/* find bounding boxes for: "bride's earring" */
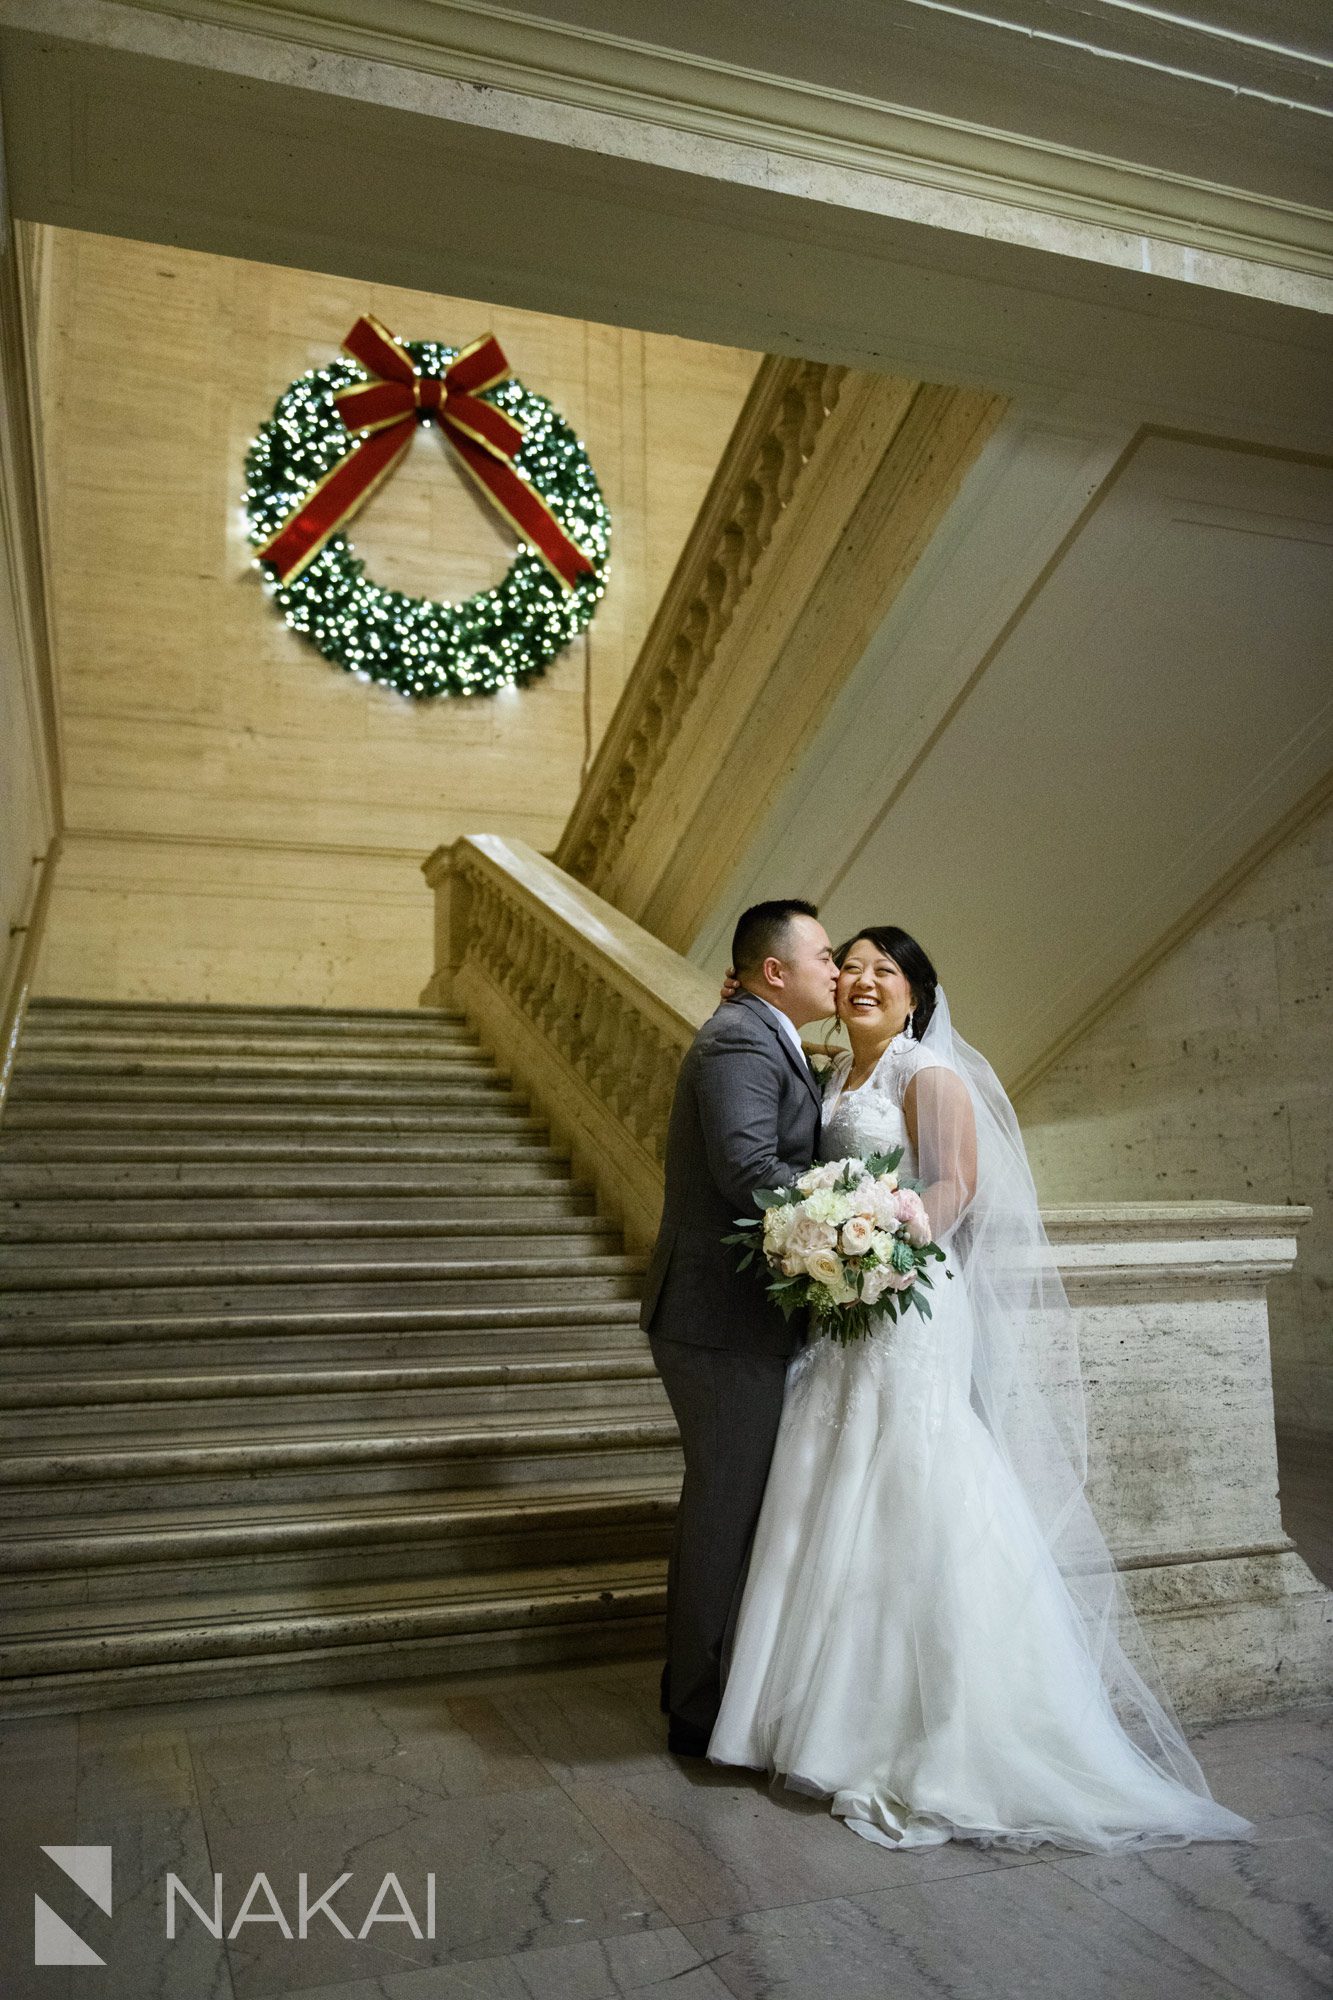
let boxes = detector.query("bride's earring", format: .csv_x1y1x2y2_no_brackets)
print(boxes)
905,1006,915,1040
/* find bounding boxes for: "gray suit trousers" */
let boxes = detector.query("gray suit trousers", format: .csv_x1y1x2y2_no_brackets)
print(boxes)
650,1332,789,1736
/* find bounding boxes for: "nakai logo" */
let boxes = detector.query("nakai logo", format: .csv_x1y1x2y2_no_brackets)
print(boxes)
34,1845,113,1966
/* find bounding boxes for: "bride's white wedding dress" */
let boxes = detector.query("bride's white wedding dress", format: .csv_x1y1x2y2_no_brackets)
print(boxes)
708,1031,1250,1853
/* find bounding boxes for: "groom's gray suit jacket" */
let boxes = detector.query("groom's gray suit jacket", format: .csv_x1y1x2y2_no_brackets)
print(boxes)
640,990,823,1356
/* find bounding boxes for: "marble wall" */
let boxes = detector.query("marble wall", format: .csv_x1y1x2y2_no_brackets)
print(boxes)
1020,793,1333,1440
31,229,757,1006
0,220,59,1059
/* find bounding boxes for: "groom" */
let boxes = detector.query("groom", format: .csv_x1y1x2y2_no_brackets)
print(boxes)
641,899,838,1755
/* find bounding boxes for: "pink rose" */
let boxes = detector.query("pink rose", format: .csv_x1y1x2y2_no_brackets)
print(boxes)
840,1215,875,1257
894,1189,932,1248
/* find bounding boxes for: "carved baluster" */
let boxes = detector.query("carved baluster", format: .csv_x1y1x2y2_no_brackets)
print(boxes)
582,977,619,1093
601,999,642,1124
641,1028,679,1161
529,932,559,1037
486,895,514,995
621,1019,664,1145
545,948,577,1066
511,908,541,1016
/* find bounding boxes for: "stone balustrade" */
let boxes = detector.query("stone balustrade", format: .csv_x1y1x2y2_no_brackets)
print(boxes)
422,833,719,1256
422,835,1330,1720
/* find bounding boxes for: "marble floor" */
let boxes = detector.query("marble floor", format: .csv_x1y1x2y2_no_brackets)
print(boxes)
2,1653,1330,2000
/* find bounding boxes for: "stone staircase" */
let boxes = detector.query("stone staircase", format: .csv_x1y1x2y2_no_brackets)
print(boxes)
0,998,678,1715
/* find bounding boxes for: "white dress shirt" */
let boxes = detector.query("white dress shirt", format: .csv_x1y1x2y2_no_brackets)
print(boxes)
754,995,808,1068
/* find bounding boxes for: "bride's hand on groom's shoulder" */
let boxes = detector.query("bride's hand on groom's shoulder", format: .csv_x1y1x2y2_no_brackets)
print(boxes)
720,969,741,1002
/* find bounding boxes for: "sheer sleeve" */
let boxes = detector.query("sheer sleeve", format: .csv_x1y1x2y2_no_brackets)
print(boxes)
903,1059,977,1245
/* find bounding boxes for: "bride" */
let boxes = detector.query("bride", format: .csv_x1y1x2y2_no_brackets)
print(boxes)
708,925,1251,1853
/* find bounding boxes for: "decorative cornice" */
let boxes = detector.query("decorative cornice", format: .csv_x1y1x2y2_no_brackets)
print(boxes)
17,0,1333,303
555,354,846,893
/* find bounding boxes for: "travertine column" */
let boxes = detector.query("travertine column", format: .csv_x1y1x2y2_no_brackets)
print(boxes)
1049,1204,1329,1721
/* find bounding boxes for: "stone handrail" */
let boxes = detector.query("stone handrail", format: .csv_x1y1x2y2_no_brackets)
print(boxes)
422,833,719,1253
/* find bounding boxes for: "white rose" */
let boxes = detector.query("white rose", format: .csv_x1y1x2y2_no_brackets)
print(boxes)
861,1263,893,1305
788,1213,836,1258
868,1181,901,1227
840,1214,874,1256
763,1206,795,1255
804,1248,844,1290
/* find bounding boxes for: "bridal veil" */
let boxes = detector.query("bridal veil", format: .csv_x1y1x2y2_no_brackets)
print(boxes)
907,988,1217,1803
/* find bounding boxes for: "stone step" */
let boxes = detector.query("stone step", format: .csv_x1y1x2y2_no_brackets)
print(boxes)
0,1553,667,1655
0,995,672,1716
9,1076,508,1107
18,1027,481,1062
10,1053,510,1084
0,1479,677,1605
0,1192,597,1239
0,1135,562,1165
0,1162,578,1196
0,1288,644,1336
2,1615,666,1717
4,1306,647,1374
0,1226,621,1274
5,1112,544,1144
0,1349,658,1407
0,1212,609,1252
18,1047,485,1080
2,1112,548,1144
0,1256,644,1321
0,1355,667,1438
0,1558,667,1712
0,1411,683,1515
26,998,467,1036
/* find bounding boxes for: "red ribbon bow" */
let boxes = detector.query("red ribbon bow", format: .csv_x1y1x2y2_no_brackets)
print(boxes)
258,316,595,590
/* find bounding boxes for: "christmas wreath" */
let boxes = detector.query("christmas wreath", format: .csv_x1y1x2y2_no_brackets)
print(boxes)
243,315,609,698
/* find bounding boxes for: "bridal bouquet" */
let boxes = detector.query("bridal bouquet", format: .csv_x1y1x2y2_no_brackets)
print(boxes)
725,1151,946,1344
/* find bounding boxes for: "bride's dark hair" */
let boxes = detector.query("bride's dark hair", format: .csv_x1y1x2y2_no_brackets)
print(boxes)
834,926,939,1040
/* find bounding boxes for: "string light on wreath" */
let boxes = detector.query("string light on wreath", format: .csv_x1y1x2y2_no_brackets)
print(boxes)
243,323,610,698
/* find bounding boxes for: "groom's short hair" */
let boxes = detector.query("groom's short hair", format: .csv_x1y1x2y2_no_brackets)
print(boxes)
732,899,819,976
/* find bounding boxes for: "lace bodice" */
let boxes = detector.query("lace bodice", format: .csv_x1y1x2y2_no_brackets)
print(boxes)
819,1036,939,1174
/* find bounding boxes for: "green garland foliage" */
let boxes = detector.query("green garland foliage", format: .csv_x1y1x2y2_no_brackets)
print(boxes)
244,342,609,698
